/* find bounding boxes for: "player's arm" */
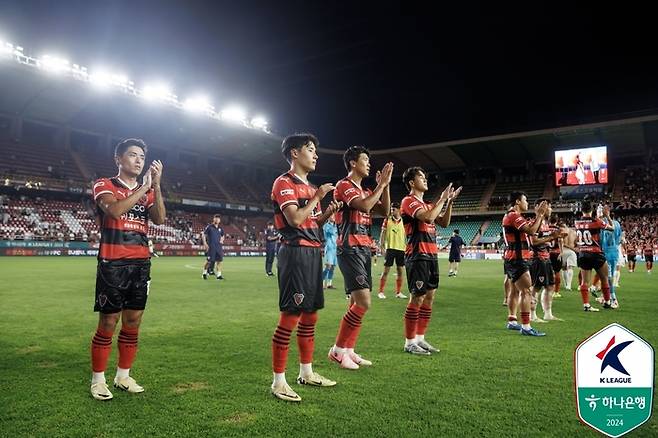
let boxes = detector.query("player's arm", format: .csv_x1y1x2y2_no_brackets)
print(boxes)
435,186,462,228
317,200,343,226
96,175,152,220
349,163,393,215
416,183,453,224
519,201,548,235
282,183,335,227
148,160,166,225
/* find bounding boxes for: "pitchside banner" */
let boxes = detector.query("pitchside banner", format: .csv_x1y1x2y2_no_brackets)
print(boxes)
575,323,654,437
0,241,266,256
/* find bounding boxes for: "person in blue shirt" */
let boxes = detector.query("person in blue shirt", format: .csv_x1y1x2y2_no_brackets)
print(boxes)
600,211,622,308
202,214,225,280
443,229,465,277
322,214,338,289
264,221,280,276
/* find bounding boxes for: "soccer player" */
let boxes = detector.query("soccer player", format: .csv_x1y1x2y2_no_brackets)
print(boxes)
322,214,338,289
502,192,549,336
644,243,654,274
328,146,392,370
547,215,563,297
626,243,637,272
270,133,341,402
575,200,615,311
400,167,461,355
444,229,465,277
600,211,622,308
561,226,578,290
264,221,279,276
378,202,407,299
528,200,564,322
202,214,225,280
89,138,166,400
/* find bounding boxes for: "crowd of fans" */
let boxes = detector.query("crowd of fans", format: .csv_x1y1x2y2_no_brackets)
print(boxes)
619,213,658,251
616,164,658,210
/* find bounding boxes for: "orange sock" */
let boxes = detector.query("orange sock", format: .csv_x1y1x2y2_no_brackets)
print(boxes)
91,326,113,372
395,277,403,294
297,312,318,364
417,305,432,335
404,303,420,339
272,312,300,373
580,285,590,305
335,304,367,349
117,326,139,369
379,276,387,293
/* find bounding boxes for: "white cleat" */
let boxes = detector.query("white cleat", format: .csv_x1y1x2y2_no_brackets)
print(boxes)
271,381,301,402
296,372,337,387
90,382,113,401
328,347,359,370
417,339,440,353
404,343,431,356
583,304,600,312
113,376,144,393
349,351,372,366
395,293,407,299
377,293,386,299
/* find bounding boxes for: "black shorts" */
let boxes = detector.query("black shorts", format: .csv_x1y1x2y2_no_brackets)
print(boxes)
94,259,151,314
628,255,636,262
549,253,562,273
646,255,654,263
530,258,555,287
337,248,372,293
405,259,439,296
384,249,405,267
206,247,224,263
577,252,607,271
448,251,461,263
277,245,324,313
504,259,531,283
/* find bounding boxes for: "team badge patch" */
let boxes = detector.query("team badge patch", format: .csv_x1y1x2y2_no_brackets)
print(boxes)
293,293,305,306
539,276,545,282
98,294,108,307
356,275,367,286
415,280,424,290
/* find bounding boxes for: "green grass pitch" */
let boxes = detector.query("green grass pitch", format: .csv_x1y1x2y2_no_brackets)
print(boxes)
1,257,656,437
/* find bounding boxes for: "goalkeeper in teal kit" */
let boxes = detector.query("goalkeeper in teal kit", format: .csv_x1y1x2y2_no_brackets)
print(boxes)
601,212,622,308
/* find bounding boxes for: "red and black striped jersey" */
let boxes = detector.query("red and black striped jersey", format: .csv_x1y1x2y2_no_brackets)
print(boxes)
644,247,654,257
271,172,322,247
401,194,438,261
93,177,154,260
547,224,561,255
531,222,552,260
627,246,636,257
574,216,606,253
334,178,376,249
502,208,532,261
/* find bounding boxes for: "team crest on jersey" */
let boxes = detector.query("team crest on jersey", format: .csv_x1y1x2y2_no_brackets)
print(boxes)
415,280,424,290
356,275,367,286
539,276,545,282
293,293,305,306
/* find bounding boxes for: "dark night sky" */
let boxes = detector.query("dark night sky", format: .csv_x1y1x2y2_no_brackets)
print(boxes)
1,1,658,149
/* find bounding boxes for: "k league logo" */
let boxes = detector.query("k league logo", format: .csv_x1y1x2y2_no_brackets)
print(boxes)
575,323,654,437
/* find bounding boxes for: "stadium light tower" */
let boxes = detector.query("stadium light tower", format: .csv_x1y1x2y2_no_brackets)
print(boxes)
183,96,214,114
221,106,247,124
142,82,176,103
250,116,268,130
37,55,70,73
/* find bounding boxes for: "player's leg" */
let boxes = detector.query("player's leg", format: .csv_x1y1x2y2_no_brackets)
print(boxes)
448,260,455,276
202,255,211,279
323,263,331,288
579,268,598,311
514,271,546,336
91,311,120,400
215,251,224,279
454,261,460,275
506,275,521,330
403,261,436,354
378,265,391,298
415,288,439,352
266,248,275,275
272,311,302,400
595,261,612,307
395,264,406,298
541,261,560,320
327,263,335,288
529,260,544,322
647,256,653,273
114,309,145,393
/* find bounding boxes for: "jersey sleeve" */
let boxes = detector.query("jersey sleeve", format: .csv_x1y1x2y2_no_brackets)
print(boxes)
509,211,529,230
272,177,298,211
401,196,424,218
336,180,360,206
92,178,114,201
594,218,607,229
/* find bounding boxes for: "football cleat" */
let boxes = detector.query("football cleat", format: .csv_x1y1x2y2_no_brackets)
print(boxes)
296,372,337,387
404,343,432,356
113,376,144,393
377,293,386,299
521,327,546,337
395,293,407,299
90,382,113,401
217,275,224,280
349,351,372,366
506,321,522,331
603,301,613,309
583,304,600,312
202,273,207,280
328,348,359,370
553,292,562,298
611,299,619,309
326,285,336,289
417,339,440,353
271,382,301,402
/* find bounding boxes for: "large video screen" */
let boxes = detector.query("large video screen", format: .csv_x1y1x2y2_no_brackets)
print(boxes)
554,146,608,186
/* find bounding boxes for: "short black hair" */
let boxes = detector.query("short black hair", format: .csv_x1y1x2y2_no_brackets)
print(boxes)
453,229,460,234
508,191,527,206
549,214,559,224
213,214,221,219
535,197,551,206
581,199,593,213
390,201,400,209
267,220,273,225
343,146,370,171
402,166,425,191
115,138,148,157
281,133,318,164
